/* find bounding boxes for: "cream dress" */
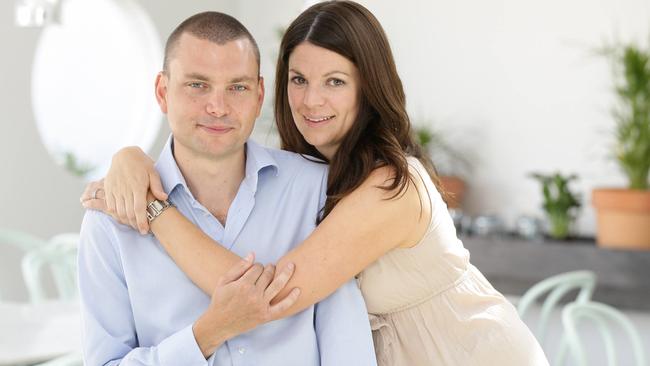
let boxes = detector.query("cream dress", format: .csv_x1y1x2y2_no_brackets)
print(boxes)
357,157,549,366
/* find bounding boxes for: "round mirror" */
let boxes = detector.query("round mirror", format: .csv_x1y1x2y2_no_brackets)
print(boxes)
31,0,163,180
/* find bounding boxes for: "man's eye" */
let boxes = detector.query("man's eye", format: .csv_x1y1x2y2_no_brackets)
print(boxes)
188,82,204,89
290,76,306,85
231,85,248,91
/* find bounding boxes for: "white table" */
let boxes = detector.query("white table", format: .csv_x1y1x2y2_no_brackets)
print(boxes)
0,301,81,366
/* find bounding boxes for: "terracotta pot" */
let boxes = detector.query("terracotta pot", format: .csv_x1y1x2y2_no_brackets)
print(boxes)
440,176,466,209
592,188,650,250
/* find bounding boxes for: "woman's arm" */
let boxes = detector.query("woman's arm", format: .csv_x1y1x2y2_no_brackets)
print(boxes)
149,201,242,287
270,166,431,311
148,166,430,317
82,148,431,318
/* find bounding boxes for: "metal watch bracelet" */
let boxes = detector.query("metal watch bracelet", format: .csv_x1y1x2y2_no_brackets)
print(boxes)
146,199,172,222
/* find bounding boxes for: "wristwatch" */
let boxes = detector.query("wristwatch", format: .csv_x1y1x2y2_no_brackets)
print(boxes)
146,199,172,222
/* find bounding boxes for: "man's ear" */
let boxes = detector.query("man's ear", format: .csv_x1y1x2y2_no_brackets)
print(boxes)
155,72,169,114
256,76,265,117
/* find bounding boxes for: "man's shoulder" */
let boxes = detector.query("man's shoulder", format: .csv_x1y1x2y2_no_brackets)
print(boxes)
81,209,124,230
79,210,135,247
261,145,329,178
81,209,115,232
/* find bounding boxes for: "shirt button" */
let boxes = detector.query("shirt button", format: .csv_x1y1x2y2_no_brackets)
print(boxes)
238,347,246,355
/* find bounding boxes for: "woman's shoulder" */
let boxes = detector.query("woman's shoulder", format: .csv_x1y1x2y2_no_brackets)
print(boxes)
356,163,424,209
342,161,433,249
362,159,428,193
363,165,397,187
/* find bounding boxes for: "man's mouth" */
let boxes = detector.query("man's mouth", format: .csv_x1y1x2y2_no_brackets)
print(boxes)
198,124,233,134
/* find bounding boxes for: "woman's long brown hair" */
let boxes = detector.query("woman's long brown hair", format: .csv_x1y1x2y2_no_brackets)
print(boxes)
275,0,446,222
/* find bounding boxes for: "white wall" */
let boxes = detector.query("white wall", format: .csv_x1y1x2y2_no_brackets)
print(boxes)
1,0,649,299
350,0,650,234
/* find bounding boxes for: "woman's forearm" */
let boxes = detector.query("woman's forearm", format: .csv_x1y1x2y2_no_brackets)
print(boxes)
145,168,424,319
149,205,312,318
149,204,343,319
149,206,240,294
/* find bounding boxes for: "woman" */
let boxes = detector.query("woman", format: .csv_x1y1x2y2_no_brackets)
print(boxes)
83,1,548,365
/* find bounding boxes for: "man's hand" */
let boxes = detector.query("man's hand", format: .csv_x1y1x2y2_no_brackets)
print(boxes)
80,146,166,234
193,253,300,358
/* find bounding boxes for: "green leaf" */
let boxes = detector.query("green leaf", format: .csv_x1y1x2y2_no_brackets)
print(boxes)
604,40,650,189
529,172,581,239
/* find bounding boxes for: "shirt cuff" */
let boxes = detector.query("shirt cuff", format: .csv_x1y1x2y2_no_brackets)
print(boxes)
157,324,209,366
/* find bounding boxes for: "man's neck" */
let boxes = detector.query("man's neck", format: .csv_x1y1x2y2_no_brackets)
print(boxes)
172,140,246,225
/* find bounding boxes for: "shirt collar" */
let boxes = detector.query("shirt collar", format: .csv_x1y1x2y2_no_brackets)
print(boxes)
154,135,279,197
242,139,279,194
155,135,189,197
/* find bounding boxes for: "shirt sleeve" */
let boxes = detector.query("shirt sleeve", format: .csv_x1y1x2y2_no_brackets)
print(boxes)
77,210,209,366
314,279,377,366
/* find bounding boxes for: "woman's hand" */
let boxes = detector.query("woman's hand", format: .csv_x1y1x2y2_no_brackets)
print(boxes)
193,253,300,358
80,146,166,234
80,178,114,217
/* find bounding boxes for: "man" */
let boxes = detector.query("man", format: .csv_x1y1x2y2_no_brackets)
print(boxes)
77,12,375,366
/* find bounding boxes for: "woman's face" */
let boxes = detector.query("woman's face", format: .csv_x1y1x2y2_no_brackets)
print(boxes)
287,42,361,160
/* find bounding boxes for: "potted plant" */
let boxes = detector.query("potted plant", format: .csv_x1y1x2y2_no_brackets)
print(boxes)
592,40,650,249
414,125,472,209
529,172,581,240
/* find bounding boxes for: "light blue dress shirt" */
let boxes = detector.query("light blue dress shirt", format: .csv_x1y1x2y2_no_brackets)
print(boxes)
78,136,376,366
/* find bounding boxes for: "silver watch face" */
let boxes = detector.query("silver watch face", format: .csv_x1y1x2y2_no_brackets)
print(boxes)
150,200,165,211
146,199,170,222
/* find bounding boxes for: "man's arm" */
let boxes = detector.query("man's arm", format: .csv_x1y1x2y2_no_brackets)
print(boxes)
314,279,377,366
77,211,209,366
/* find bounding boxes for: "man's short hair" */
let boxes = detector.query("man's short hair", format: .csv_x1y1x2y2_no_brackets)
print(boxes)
163,11,261,74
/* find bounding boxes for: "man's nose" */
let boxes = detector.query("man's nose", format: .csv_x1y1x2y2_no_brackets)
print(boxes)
206,90,229,117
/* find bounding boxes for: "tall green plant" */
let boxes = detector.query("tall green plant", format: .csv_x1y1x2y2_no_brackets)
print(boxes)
529,172,582,239
605,42,650,190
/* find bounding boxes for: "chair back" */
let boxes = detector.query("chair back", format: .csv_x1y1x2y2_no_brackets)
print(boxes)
34,352,83,366
21,233,79,303
0,228,47,251
0,228,48,300
518,270,596,344
560,301,646,366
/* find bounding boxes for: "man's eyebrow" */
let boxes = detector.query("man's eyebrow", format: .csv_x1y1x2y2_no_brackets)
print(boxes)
184,72,211,81
230,76,258,83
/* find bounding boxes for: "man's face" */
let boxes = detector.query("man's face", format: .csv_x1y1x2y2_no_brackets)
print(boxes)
155,33,264,161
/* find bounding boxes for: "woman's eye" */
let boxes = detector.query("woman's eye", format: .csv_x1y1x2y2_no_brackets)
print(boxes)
328,78,345,86
291,76,306,85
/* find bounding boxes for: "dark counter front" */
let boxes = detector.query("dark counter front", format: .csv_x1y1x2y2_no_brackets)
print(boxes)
462,235,650,311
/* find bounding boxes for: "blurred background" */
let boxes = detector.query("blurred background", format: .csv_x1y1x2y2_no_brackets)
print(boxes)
1,0,649,365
